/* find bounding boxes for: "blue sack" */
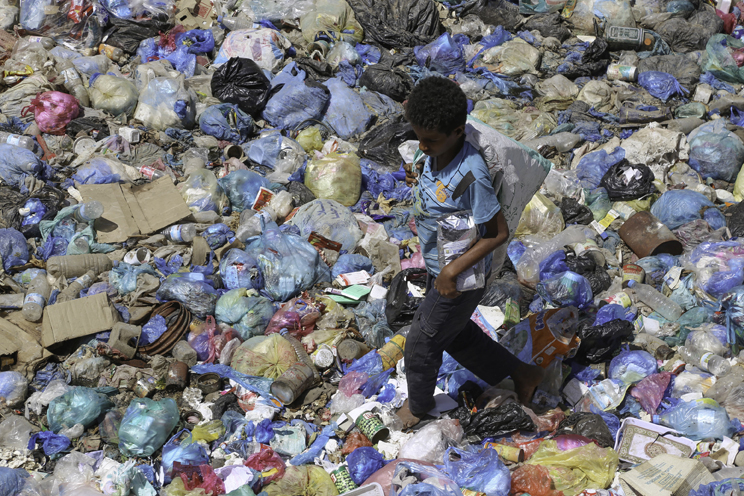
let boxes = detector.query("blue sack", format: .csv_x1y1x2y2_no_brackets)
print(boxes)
28,431,70,456
414,33,466,75
576,147,625,189
73,157,124,185
0,144,46,188
332,254,375,279
688,119,744,182
323,77,374,139
261,63,330,130
161,429,210,483
219,248,263,291
538,250,569,281
637,71,688,101
650,189,719,230
609,346,657,383
443,446,510,496
156,272,219,318
536,271,593,309
0,467,29,496
47,387,115,433
214,289,275,339
0,228,29,270
199,103,256,143
218,169,271,212
347,447,385,485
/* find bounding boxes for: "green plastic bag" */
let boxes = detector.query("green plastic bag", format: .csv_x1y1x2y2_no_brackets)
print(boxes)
118,398,179,457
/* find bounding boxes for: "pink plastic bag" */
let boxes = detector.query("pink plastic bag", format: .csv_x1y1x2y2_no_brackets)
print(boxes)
630,372,673,414
22,91,79,135
264,297,322,338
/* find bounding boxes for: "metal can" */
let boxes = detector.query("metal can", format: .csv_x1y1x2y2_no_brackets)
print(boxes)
484,442,525,462
600,291,632,308
330,466,358,493
607,64,638,82
337,339,369,362
271,362,318,405
355,412,390,444
313,345,335,370
622,263,646,288
165,361,189,391
134,376,157,398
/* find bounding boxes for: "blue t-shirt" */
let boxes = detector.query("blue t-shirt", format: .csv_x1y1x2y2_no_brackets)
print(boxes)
412,141,501,277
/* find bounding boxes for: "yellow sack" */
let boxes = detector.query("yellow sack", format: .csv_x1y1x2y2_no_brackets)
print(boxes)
230,334,297,379
734,165,744,202
264,465,339,496
515,193,565,240
304,152,362,207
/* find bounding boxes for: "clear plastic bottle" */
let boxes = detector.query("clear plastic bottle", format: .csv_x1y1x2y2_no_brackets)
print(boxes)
22,274,51,322
516,225,591,285
679,345,731,377
219,15,254,30
634,332,675,360
162,224,197,243
56,270,96,303
56,59,90,107
138,164,167,181
626,280,684,322
705,366,744,404
72,201,104,223
0,131,36,151
378,325,410,371
235,208,276,242
653,398,733,440
47,254,113,279
26,36,55,50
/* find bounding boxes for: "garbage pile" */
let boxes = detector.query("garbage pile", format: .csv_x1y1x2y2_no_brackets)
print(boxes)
0,0,743,494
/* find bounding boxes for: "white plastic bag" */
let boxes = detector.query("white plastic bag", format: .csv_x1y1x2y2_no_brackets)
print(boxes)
134,75,197,130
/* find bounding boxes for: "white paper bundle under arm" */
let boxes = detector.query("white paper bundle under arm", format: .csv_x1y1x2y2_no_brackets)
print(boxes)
436,211,485,291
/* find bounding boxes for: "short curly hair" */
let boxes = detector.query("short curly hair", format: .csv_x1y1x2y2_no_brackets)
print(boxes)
404,77,468,135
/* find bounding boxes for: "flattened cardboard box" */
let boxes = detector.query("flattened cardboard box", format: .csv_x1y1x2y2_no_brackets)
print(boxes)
42,292,120,347
614,418,697,464
619,453,715,496
78,176,192,244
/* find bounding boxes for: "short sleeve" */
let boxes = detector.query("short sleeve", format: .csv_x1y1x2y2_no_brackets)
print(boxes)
461,152,501,225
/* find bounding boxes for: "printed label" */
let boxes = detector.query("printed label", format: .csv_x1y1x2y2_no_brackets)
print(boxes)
225,264,241,289
24,293,45,307
78,273,92,287
590,220,606,235
6,134,21,146
663,266,682,290
140,165,156,179
700,352,714,371
168,225,184,242
252,187,275,211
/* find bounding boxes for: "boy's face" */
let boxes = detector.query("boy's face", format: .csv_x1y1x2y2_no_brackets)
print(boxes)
411,124,465,159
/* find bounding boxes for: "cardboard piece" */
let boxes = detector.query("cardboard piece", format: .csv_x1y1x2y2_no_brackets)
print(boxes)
499,306,581,368
614,418,697,464
79,177,192,243
42,292,121,348
619,454,716,496
0,317,49,376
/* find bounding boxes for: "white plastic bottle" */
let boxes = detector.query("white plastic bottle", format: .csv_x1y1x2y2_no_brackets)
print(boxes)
0,131,35,151
56,59,90,107
219,16,254,30
627,280,684,322
22,274,51,322
162,224,197,243
56,270,96,303
72,201,104,223
235,207,276,242
679,345,731,377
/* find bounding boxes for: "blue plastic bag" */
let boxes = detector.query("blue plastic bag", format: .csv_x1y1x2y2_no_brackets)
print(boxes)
243,221,331,301
261,63,330,130
538,250,570,281
414,33,466,75
722,286,744,352
110,262,158,295
0,467,29,496
691,478,744,496
286,199,363,252
323,77,374,139
214,289,275,339
536,271,593,309
637,71,688,101
0,229,29,270
575,147,625,189
0,144,46,188
47,387,115,433
219,249,263,291
347,447,385,485
156,272,219,318
161,430,210,482
28,431,70,456
203,223,233,249
609,347,657,384
442,446,511,496
688,119,744,182
118,398,179,457
73,157,127,185
332,254,375,279
140,314,168,346
650,189,720,230
391,462,462,496
199,103,256,143
218,169,271,212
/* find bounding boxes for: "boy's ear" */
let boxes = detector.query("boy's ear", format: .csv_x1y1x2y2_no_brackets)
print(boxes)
453,124,465,137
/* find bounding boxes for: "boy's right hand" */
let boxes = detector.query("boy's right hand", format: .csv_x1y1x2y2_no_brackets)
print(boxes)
404,162,422,187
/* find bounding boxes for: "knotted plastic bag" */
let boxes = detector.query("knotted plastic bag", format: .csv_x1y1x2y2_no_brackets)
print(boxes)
22,91,79,134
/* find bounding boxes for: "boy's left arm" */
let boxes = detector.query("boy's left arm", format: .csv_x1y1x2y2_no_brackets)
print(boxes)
435,209,508,298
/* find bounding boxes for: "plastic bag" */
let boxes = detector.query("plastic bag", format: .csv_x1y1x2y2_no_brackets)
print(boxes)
476,38,541,76
73,157,134,185
576,148,626,190
515,193,564,241
21,91,79,135
214,28,291,71
47,387,115,433
722,286,744,353
511,465,562,496
179,169,228,214
637,71,687,101
0,371,28,408
609,348,657,384
0,228,29,270
630,372,673,414
264,465,336,496
242,222,331,301
436,211,485,291
0,416,34,450
287,199,363,252
599,162,655,201
536,271,593,309
323,78,374,139
246,132,307,185
230,334,297,379
89,75,140,116
650,189,723,230
347,0,440,48
0,144,47,189
134,75,197,131
218,169,270,212
454,402,535,442
0,467,30,496
156,273,219,318
198,103,255,144
211,58,271,117
527,440,618,493
389,461,462,496
347,447,385,485
398,419,464,463
262,64,331,130
303,153,362,207
332,254,375,279
300,0,364,44
575,319,634,364
414,33,465,75
443,446,511,496
687,119,744,182
359,64,414,103
118,398,179,457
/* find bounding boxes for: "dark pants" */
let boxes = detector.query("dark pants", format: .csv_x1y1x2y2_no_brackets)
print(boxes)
404,274,523,416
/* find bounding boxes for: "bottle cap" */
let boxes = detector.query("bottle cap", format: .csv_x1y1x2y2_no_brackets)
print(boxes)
652,415,660,424
627,280,637,288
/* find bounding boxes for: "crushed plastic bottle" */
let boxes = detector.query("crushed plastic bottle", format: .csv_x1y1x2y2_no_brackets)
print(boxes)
22,274,50,322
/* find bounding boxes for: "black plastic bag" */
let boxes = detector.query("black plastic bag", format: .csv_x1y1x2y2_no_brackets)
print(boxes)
599,161,656,201
385,268,427,329
575,319,634,364
638,54,701,87
357,116,416,171
358,64,414,102
104,16,174,54
523,13,571,42
294,57,334,82
66,116,111,141
727,201,744,238
456,403,536,441
287,181,316,207
211,58,272,116
560,38,610,79
554,412,615,447
347,0,443,48
586,268,612,295
560,198,593,225
460,0,521,32
479,271,522,311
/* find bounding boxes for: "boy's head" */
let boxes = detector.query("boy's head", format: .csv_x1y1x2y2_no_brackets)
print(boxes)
405,76,468,158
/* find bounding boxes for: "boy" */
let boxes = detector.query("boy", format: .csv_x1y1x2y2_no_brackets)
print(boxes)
398,77,544,426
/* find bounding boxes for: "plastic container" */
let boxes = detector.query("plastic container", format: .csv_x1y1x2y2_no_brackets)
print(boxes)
378,326,410,371
679,345,731,377
516,226,590,286
138,164,167,181
47,254,113,279
56,59,90,107
72,201,104,223
627,280,684,322
56,270,96,303
634,332,674,360
162,224,197,243
235,208,276,242
22,274,50,322
337,483,384,496
219,15,254,31
0,132,35,151
653,398,734,440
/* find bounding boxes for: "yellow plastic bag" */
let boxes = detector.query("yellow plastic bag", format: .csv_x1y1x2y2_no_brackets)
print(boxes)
264,465,339,496
191,420,225,443
230,334,297,379
734,164,744,202
297,127,324,153
300,0,363,43
161,478,208,496
526,440,619,496
515,193,565,240
304,152,362,207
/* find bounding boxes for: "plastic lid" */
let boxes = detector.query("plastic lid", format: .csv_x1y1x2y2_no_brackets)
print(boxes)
627,280,637,288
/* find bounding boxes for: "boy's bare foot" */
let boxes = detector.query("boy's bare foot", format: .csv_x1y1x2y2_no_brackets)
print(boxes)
513,363,546,405
396,399,422,429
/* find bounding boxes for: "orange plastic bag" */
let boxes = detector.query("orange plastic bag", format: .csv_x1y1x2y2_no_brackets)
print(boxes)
510,464,563,496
